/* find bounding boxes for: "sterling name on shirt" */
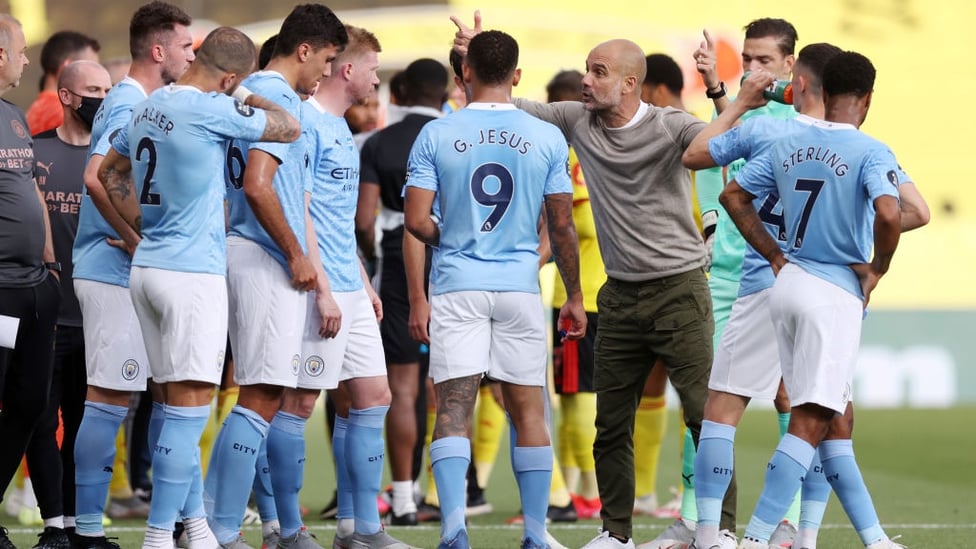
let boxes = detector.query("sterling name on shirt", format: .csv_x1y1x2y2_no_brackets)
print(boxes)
782,145,849,177
453,128,533,155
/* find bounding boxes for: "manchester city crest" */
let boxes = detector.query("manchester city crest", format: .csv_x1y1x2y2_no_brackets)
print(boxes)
122,359,140,381
304,355,325,377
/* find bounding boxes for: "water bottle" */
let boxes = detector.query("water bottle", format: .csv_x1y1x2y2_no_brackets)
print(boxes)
741,71,793,104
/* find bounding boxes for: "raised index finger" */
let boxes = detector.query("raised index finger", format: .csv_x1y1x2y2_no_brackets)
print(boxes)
450,10,482,33
702,28,715,50
449,14,470,33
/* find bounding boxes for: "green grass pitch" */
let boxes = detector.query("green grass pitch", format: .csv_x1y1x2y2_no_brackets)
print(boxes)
5,407,975,548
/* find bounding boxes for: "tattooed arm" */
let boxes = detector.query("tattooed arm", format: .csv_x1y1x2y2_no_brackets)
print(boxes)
545,192,587,340
245,94,301,143
720,179,785,274
86,151,141,254
97,147,142,236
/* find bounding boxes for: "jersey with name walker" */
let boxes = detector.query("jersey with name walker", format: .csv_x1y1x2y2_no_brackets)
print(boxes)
73,77,147,287
225,71,309,270
735,119,901,300
405,103,571,295
113,85,268,275
712,115,911,298
303,97,362,292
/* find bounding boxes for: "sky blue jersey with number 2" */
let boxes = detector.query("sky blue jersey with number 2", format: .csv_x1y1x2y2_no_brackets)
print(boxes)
405,103,571,295
113,85,267,276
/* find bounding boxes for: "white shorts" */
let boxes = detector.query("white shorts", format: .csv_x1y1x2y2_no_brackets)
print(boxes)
129,267,227,385
75,279,150,391
769,263,861,414
709,289,781,400
428,291,547,386
300,288,386,390
226,236,307,388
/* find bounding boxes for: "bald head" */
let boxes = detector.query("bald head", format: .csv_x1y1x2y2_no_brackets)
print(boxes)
0,14,27,92
0,14,21,47
582,38,646,119
58,59,110,92
593,39,646,84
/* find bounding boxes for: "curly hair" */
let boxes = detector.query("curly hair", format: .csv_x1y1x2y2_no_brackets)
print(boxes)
466,30,518,86
822,51,875,97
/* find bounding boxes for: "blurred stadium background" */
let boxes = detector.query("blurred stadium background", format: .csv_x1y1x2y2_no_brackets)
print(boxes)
3,0,972,407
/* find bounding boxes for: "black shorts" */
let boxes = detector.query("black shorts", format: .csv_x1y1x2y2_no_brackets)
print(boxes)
552,308,598,394
379,227,430,365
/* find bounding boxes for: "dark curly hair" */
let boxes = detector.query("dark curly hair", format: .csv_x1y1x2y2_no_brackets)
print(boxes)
822,51,875,97
466,30,518,86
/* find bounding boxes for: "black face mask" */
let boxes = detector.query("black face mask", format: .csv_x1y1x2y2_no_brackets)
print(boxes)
75,96,102,130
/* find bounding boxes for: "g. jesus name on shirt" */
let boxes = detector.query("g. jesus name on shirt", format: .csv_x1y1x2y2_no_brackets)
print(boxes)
453,128,533,155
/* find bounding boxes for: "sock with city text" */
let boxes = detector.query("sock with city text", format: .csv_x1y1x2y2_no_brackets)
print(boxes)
347,406,388,535
204,405,268,544
268,411,307,538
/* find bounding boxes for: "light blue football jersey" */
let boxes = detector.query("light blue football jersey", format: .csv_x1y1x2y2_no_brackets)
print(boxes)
225,71,309,272
303,98,362,293
73,77,147,287
405,103,571,295
112,85,267,275
710,115,813,297
736,119,901,299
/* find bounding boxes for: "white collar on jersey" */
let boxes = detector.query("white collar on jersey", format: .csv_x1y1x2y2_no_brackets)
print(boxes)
165,84,204,94
466,102,517,110
306,96,326,114
808,117,857,131
609,101,650,130
119,76,149,98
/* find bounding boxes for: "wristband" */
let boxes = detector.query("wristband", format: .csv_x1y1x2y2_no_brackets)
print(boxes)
232,85,253,103
702,209,719,238
705,82,727,100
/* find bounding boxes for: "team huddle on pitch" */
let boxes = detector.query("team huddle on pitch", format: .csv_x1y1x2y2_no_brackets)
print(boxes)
0,1,929,549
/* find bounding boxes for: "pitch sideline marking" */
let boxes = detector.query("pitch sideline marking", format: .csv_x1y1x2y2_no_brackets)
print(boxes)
8,522,976,535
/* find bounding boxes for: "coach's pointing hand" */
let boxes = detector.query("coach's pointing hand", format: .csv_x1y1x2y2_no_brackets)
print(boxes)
450,9,482,55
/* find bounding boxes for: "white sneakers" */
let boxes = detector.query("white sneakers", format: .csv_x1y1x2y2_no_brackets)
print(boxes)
581,530,636,549
636,518,695,549
865,537,908,549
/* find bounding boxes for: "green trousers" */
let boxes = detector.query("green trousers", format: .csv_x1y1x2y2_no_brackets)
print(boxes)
592,269,737,539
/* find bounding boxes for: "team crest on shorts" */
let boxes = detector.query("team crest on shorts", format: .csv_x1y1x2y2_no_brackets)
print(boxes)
842,382,852,407
216,350,225,372
291,354,301,376
304,355,325,377
121,359,140,381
